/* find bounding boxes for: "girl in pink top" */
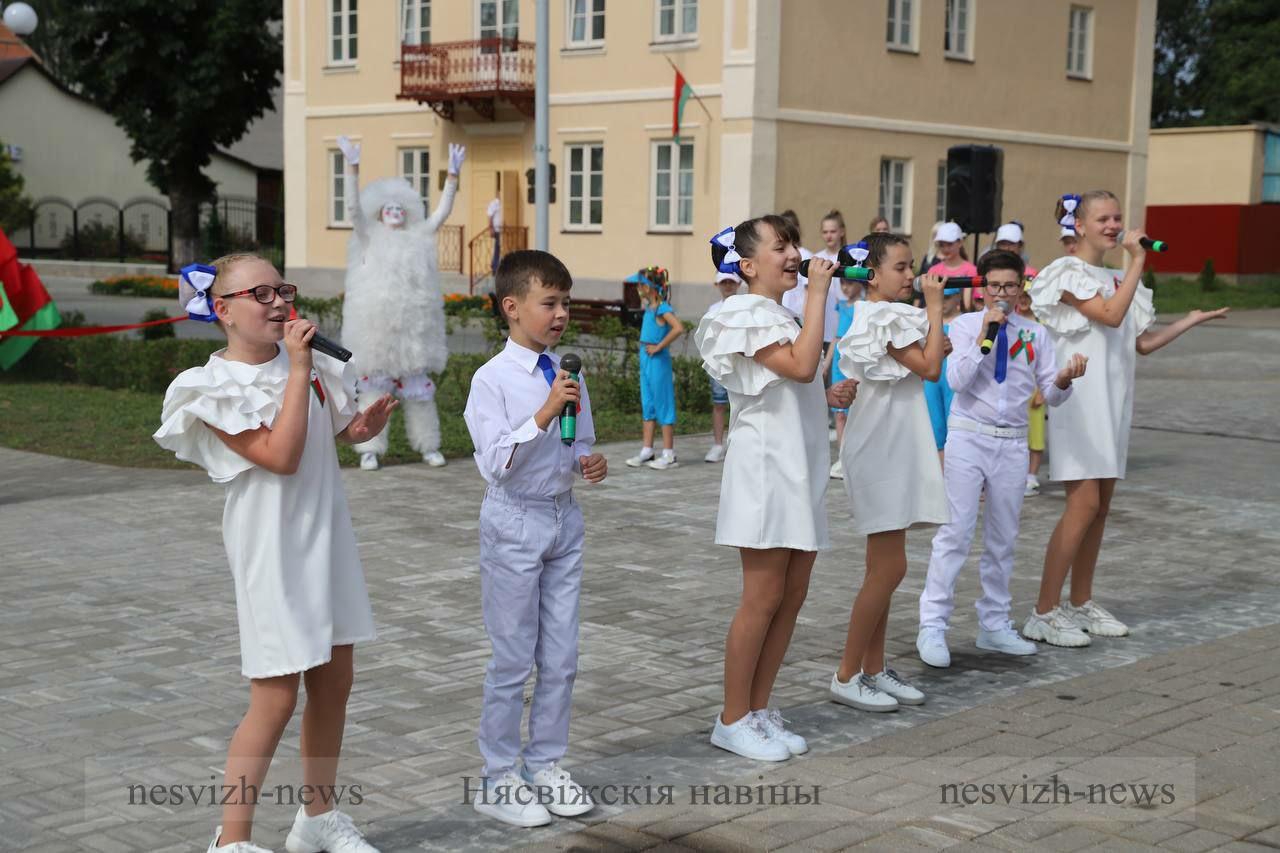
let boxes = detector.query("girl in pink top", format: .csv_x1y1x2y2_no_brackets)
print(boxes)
927,222,980,310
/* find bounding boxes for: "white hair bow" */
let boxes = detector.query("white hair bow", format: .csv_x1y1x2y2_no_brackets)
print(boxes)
843,241,870,266
1059,194,1081,229
180,263,218,323
711,226,742,275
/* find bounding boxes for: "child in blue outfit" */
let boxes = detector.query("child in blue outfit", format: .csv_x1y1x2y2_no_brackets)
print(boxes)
626,266,685,470
923,287,963,462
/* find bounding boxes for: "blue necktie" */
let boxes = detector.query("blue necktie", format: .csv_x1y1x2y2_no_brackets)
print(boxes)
536,353,556,387
994,325,1008,384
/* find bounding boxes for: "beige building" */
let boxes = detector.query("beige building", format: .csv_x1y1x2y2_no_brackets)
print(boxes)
284,0,1156,310
1147,124,1280,206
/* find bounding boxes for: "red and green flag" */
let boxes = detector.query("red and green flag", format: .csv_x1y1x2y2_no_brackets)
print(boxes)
673,68,694,143
0,228,60,370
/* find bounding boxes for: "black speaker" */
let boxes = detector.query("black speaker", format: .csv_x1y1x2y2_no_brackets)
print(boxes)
945,145,1003,234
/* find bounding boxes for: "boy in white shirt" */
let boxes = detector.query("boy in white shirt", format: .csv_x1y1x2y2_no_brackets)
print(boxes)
463,250,608,827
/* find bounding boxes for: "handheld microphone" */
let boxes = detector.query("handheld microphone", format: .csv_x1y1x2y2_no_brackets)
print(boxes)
913,275,985,292
980,301,1012,356
558,353,582,446
798,259,875,281
1138,237,1168,253
310,332,353,363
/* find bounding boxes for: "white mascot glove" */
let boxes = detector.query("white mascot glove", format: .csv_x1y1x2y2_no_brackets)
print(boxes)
338,135,361,166
448,143,466,176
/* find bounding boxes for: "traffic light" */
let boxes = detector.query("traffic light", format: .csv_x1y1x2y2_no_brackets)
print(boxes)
525,164,557,204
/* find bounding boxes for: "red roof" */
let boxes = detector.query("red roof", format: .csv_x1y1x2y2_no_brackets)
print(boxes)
0,22,35,63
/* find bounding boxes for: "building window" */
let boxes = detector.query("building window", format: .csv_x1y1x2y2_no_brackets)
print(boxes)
567,0,605,47
656,0,697,41
399,148,431,209
935,160,947,222
402,0,430,46
330,150,349,225
329,0,358,65
1264,133,1280,203
944,0,972,60
565,143,604,230
886,0,916,52
651,140,693,230
878,158,911,233
480,0,518,49
1067,6,1092,78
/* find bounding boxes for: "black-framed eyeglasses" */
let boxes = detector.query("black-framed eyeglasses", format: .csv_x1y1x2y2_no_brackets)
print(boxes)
220,283,299,304
983,281,1024,293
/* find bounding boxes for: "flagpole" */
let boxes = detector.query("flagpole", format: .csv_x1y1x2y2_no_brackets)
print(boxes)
662,54,713,124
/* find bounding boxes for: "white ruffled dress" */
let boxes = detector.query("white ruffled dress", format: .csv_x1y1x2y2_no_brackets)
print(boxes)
1029,256,1156,481
837,301,949,535
695,294,831,551
153,344,377,678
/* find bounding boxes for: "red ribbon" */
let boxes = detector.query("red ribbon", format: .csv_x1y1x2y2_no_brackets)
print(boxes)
0,314,189,337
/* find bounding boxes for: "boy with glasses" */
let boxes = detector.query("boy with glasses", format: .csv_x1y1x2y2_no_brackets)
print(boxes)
916,251,1088,668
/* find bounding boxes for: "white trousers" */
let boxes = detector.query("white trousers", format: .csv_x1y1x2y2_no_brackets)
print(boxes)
919,430,1029,632
477,487,584,778
352,373,441,457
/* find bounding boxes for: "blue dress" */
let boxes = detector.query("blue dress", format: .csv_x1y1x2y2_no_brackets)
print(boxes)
922,321,954,450
639,302,677,425
829,299,857,413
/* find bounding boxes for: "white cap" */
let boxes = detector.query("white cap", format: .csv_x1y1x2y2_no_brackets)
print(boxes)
995,223,1024,244
1059,225,1077,240
715,271,742,284
935,222,964,243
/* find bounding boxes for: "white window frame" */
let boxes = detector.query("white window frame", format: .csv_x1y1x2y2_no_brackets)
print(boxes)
566,0,605,48
329,150,350,227
650,140,694,232
944,0,974,61
401,0,430,46
328,0,358,66
478,0,519,48
886,0,918,53
878,158,912,235
654,0,697,43
1067,5,1093,79
398,147,431,210
564,142,604,231
935,160,947,223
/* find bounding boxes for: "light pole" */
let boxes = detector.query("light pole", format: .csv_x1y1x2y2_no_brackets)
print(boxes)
1,2,38,37
534,0,548,251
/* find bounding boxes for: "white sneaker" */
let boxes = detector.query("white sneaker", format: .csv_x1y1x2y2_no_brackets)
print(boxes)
752,709,809,756
521,762,594,817
1062,600,1129,637
829,460,845,480
1024,475,1040,497
646,453,679,470
704,444,726,463
869,668,925,705
976,621,1039,656
284,808,378,853
625,448,655,467
359,452,380,471
829,671,899,712
828,427,838,442
471,770,553,828
423,451,446,467
916,626,951,668
1022,608,1091,648
710,712,791,761
208,828,272,853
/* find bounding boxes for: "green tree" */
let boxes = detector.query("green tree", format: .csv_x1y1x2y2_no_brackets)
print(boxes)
1151,0,1208,127
0,141,34,234
49,0,280,266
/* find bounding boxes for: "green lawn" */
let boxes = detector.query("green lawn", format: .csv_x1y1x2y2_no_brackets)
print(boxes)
0,382,712,470
1150,276,1280,314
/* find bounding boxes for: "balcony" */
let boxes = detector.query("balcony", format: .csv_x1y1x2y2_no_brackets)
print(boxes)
398,38,535,121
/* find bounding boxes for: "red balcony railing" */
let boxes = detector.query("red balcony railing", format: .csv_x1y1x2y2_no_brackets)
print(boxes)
398,39,535,121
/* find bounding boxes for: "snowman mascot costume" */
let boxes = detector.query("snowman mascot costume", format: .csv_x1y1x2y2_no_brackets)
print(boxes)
338,136,465,470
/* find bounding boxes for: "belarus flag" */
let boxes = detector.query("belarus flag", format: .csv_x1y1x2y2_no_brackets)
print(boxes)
0,228,60,370
673,68,694,143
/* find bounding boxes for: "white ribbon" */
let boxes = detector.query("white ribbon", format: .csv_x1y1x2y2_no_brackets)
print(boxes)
1059,195,1080,228
181,265,217,319
712,226,741,267
845,241,870,265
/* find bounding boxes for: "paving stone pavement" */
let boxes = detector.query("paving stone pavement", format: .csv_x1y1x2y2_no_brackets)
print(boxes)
0,316,1276,851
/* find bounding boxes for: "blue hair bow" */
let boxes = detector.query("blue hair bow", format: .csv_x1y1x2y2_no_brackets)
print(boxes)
710,226,742,275
179,263,219,323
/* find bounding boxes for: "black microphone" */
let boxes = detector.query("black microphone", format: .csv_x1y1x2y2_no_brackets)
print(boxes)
798,259,875,281
1138,237,1168,252
980,300,1012,356
913,275,986,292
558,353,582,445
310,332,353,363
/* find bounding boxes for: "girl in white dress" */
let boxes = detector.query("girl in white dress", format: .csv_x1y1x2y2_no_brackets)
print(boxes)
1023,191,1229,647
696,216,857,762
154,255,396,853
831,233,949,713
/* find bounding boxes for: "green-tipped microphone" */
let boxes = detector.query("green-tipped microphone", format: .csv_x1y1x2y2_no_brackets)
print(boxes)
1138,237,1168,253
798,259,875,281
559,352,582,446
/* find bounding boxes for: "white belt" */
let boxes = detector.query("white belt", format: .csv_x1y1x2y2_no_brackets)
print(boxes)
948,417,1027,439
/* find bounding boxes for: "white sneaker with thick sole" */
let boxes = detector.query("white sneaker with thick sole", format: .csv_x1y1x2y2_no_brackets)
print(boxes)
284,807,379,853
1062,600,1129,637
208,827,272,853
829,671,899,712
704,444,726,463
869,668,925,705
471,771,553,827
646,454,679,470
976,621,1039,656
521,762,594,817
625,448,655,467
753,709,809,756
1024,475,1040,497
916,626,951,668
710,713,791,761
423,451,446,467
1022,608,1091,648
358,452,379,471
829,460,845,480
